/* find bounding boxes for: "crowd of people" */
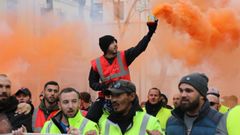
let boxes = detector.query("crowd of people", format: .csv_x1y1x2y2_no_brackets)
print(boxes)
1,18,239,135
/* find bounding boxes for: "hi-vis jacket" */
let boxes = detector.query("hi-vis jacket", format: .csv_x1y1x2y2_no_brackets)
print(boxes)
143,107,171,132
41,111,99,135
216,105,240,135
99,111,164,135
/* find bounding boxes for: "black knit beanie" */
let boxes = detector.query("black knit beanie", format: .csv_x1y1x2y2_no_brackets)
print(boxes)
99,35,117,53
178,73,209,97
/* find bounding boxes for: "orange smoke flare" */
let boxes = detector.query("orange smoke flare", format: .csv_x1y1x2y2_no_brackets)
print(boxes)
152,0,240,66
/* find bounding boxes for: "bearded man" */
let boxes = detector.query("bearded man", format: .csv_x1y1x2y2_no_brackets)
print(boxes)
166,73,222,135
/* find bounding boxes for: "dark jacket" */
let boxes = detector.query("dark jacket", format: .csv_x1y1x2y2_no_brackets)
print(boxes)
166,101,222,135
0,96,33,132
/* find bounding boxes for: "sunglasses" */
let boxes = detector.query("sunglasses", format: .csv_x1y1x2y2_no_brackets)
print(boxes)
0,84,11,89
210,102,219,106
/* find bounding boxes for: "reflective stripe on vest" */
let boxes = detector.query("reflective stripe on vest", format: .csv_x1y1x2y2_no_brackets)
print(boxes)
34,128,42,133
105,120,111,135
139,114,150,135
46,121,53,133
104,114,150,135
33,107,58,133
143,106,171,132
32,107,42,132
79,118,89,134
96,51,129,82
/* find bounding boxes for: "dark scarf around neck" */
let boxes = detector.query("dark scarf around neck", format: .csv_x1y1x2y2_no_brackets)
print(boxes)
145,101,162,116
108,97,142,134
39,99,59,115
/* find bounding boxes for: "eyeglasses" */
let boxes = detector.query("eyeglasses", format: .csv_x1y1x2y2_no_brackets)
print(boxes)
0,84,11,89
210,102,219,106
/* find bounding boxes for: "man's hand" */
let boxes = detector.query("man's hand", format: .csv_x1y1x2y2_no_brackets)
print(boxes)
15,103,31,115
147,19,158,33
12,125,27,135
146,129,162,135
85,130,97,135
67,127,81,135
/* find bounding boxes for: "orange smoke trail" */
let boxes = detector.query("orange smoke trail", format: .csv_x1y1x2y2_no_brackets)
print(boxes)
152,0,240,66
146,0,240,100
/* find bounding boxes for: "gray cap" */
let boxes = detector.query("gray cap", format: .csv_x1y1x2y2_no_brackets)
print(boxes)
107,80,136,94
179,73,209,97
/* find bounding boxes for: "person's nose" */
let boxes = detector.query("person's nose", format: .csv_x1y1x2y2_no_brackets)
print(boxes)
68,102,73,108
181,91,187,97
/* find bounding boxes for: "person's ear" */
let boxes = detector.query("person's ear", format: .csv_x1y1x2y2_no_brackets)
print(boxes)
129,93,136,102
200,96,205,101
58,101,61,110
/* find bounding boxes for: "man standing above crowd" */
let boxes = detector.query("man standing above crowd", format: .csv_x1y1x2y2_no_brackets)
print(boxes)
41,88,99,135
144,87,171,132
87,18,158,123
0,74,32,132
99,80,163,135
89,19,158,95
166,73,223,135
32,81,60,132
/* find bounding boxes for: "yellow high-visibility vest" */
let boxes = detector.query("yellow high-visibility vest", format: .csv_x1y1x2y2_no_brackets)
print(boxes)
227,105,240,135
99,111,164,135
41,111,99,134
143,107,171,131
219,105,229,114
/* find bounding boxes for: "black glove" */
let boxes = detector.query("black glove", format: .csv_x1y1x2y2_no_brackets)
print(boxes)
147,19,158,33
86,99,104,123
101,83,108,90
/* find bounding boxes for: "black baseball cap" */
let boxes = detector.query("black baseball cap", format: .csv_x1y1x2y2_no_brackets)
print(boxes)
15,88,31,97
106,80,136,95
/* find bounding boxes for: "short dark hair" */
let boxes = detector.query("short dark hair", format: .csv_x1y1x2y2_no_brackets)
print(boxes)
161,93,168,103
44,81,59,90
58,87,80,100
148,87,161,96
79,92,91,103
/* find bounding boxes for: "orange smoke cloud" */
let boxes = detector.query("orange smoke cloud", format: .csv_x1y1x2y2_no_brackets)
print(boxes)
152,0,240,66
0,12,94,105
1,1,240,106
147,0,240,100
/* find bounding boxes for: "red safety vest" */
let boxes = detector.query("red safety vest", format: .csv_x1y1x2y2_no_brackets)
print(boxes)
32,107,58,133
91,51,130,94
92,51,130,84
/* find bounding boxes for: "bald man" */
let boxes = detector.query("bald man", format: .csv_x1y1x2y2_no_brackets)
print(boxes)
0,74,32,132
172,93,181,108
